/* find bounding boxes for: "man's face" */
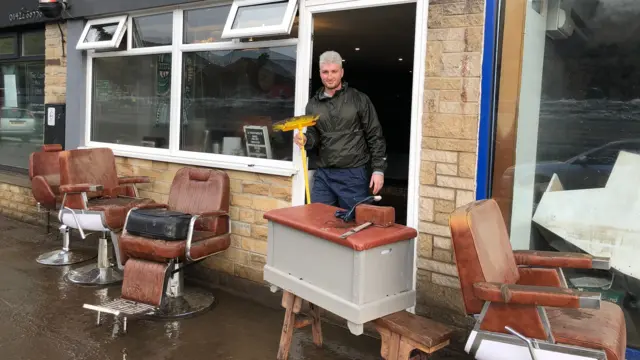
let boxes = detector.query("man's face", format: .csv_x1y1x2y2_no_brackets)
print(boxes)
319,63,344,90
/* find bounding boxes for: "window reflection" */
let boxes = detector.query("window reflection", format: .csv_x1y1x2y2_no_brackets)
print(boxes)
180,46,296,160
492,0,640,348
132,13,173,48
91,55,171,148
184,5,231,44
0,62,44,169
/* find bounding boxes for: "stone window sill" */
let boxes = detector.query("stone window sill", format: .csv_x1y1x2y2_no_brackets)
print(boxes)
0,170,31,189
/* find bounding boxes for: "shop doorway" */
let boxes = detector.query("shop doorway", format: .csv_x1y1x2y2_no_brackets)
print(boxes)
308,3,416,225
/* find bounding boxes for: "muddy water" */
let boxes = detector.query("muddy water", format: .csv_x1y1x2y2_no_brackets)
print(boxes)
0,216,471,360
0,216,385,360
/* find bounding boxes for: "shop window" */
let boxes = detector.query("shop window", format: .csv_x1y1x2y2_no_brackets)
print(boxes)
221,0,298,40
490,0,640,348
132,13,173,48
0,61,45,170
90,55,171,148
21,31,45,56
180,46,296,160
77,16,128,51
0,35,18,59
184,5,231,44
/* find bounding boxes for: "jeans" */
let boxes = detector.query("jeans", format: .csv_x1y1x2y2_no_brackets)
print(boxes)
311,167,370,210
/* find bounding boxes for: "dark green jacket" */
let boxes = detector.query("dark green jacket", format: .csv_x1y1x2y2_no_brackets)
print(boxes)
304,83,387,174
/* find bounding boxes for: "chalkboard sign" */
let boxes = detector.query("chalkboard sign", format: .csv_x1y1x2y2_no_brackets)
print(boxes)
243,125,272,159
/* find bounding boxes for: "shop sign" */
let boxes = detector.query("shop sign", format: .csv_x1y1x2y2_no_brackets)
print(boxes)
8,7,44,23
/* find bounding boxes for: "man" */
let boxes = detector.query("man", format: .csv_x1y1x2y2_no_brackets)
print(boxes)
295,51,387,210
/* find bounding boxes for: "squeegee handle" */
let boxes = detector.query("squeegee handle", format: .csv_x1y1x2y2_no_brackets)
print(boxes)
298,125,311,204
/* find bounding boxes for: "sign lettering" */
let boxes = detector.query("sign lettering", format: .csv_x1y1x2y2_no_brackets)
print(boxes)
9,7,44,23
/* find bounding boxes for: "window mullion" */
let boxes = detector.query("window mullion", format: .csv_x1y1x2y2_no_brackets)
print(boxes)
168,9,184,155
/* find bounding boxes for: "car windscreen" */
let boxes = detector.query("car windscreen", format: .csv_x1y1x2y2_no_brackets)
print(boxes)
1,108,31,118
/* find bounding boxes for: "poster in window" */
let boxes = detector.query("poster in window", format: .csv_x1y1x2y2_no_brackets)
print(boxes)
243,125,272,159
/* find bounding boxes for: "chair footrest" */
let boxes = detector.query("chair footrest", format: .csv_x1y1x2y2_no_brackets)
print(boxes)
83,298,156,317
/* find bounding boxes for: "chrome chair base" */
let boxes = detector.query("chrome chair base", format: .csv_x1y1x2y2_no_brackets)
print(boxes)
36,248,97,266
65,263,123,285
149,287,216,320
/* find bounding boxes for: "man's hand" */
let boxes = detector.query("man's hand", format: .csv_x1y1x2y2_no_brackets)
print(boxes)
370,173,384,195
294,132,306,148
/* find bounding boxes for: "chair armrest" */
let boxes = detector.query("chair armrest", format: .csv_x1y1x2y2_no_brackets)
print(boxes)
199,210,229,218
118,176,151,185
136,203,168,210
513,250,610,270
186,211,230,262
473,282,601,309
59,183,103,194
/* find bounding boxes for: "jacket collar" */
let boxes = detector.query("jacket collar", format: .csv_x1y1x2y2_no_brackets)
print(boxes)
315,81,349,101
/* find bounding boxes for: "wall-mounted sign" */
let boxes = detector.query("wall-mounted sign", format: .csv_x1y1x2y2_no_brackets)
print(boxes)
243,125,272,159
8,7,43,23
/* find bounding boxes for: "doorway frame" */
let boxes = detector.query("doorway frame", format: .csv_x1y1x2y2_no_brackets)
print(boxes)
292,0,428,308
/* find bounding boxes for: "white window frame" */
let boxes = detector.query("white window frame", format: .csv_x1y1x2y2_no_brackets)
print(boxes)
220,0,298,39
83,4,301,177
76,15,129,51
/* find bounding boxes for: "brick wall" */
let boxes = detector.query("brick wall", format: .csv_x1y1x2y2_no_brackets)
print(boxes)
115,157,292,284
415,0,484,324
45,22,67,104
0,22,68,226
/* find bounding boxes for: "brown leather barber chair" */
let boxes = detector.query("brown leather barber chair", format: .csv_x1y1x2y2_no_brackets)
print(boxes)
30,144,98,265
58,148,154,285
449,199,626,360
83,167,231,333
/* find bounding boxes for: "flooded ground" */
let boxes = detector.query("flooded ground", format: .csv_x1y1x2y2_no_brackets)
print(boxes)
0,215,471,360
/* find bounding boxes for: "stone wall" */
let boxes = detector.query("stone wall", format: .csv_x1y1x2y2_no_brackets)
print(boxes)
115,157,292,284
0,22,68,226
415,0,484,325
45,22,67,104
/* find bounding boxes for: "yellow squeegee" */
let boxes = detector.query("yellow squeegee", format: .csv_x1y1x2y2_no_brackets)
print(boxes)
273,115,320,204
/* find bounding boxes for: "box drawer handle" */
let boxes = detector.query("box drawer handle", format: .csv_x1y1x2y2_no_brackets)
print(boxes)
381,248,392,255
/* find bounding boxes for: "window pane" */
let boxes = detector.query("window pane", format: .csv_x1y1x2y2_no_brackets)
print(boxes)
184,5,231,44
91,55,171,148
232,1,289,30
132,13,173,48
22,31,44,56
180,46,296,160
491,0,640,347
85,23,119,43
0,62,45,169
0,37,16,56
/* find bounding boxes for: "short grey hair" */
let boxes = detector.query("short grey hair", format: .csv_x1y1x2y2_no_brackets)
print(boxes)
319,51,343,67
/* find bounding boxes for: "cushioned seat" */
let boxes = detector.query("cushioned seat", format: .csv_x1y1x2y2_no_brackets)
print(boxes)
120,231,231,263
88,197,155,230
57,147,154,285
29,144,64,213
449,199,626,360
548,302,626,360
100,167,232,320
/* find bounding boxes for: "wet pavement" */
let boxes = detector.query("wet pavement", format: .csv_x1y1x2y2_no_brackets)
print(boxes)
0,215,470,360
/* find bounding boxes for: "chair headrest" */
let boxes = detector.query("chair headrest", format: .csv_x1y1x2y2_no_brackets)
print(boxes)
42,144,63,152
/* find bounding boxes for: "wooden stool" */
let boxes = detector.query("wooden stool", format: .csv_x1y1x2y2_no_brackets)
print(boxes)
374,311,454,360
277,291,323,360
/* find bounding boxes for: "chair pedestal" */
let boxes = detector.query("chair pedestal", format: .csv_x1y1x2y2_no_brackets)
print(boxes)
65,232,122,285
148,262,216,319
36,225,97,266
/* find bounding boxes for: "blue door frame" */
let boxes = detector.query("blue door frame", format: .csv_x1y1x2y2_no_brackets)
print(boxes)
475,0,499,200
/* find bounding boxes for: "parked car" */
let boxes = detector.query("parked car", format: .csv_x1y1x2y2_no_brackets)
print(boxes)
0,107,37,142
497,139,640,214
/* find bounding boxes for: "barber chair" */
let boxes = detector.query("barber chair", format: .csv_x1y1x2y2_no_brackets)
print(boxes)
30,144,97,265
83,167,231,332
449,199,626,360
58,148,154,285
